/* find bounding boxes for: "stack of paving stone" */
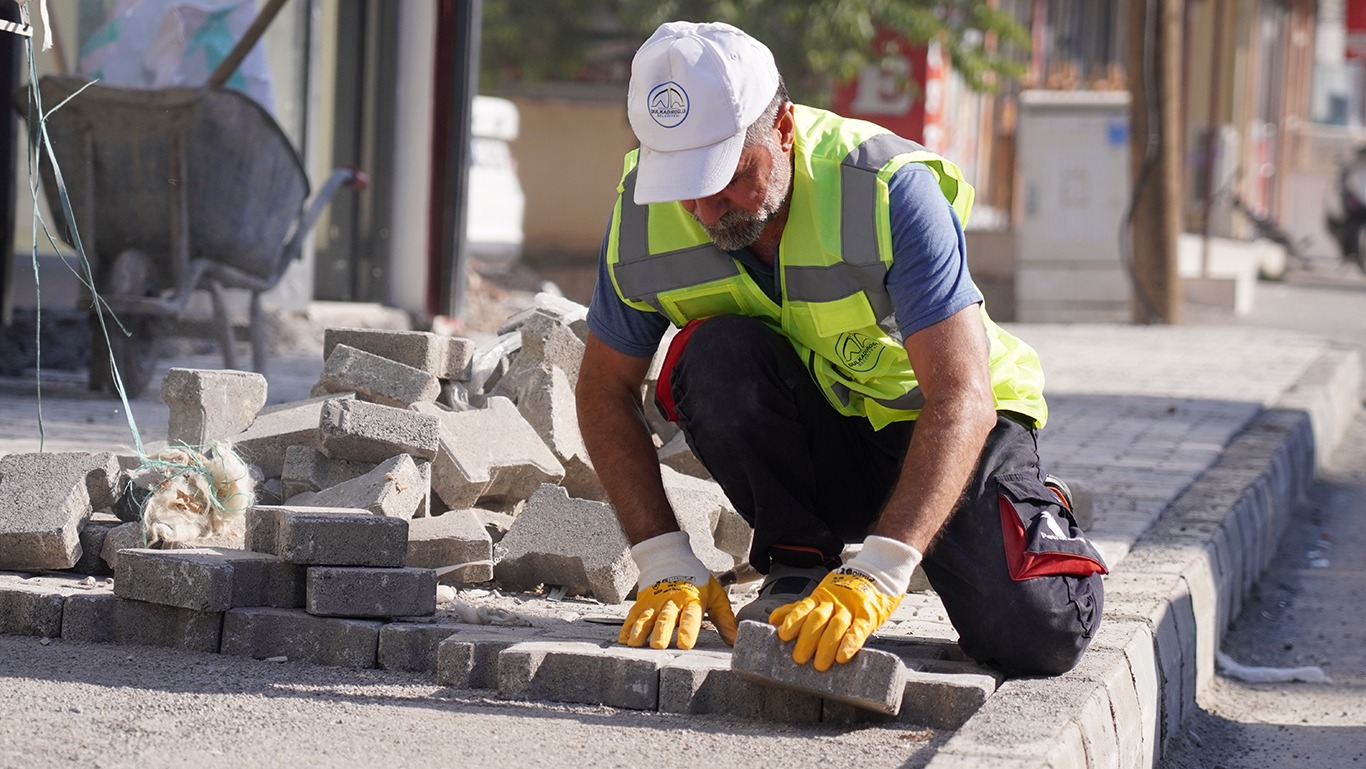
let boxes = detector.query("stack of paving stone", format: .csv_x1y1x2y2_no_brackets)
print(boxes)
0,292,751,608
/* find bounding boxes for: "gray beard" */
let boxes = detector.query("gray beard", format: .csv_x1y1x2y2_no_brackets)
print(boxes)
701,210,770,251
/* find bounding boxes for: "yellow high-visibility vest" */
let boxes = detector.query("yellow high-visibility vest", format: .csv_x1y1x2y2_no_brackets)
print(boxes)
607,106,1047,430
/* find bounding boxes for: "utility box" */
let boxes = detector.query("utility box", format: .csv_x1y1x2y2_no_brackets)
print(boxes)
1013,90,1132,322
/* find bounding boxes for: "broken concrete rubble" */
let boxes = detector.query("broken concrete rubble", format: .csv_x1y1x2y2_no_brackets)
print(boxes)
494,484,636,604
323,327,473,382
280,445,374,501
407,509,494,585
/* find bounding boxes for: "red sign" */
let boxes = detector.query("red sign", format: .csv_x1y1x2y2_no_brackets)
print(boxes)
1348,1,1366,61
832,29,942,148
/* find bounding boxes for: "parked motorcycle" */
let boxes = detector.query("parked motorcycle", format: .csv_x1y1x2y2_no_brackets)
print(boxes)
1324,146,1366,272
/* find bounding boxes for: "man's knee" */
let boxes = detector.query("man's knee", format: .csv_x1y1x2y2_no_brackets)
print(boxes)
957,573,1104,676
671,316,790,417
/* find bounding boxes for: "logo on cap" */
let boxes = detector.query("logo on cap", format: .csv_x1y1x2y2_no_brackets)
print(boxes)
647,81,689,128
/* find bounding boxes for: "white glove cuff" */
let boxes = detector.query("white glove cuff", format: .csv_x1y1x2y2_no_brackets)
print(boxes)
842,535,924,596
630,530,709,590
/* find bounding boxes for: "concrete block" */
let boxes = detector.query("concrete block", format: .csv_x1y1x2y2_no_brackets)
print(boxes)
661,466,740,573
161,368,268,446
245,505,408,567
731,620,906,715
280,445,374,501
658,651,823,722
407,509,494,585
513,364,603,500
288,454,430,520
494,484,636,603
316,344,441,408
318,398,440,464
436,629,535,688
658,431,711,480
496,293,588,339
497,641,667,710
76,597,224,652
232,394,349,478
416,398,564,509
323,327,475,381
378,620,468,673
221,607,381,668
0,452,122,570
0,578,67,637
71,519,118,576
113,547,305,611
305,566,437,618
822,664,997,728
61,592,115,642
99,521,144,571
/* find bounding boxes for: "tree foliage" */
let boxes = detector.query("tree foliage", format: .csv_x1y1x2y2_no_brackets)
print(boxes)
480,0,1029,105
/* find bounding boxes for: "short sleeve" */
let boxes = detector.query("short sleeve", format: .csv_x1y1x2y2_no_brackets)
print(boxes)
884,163,983,339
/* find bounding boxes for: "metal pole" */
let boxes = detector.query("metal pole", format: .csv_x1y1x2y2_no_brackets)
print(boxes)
0,0,22,325
436,0,481,321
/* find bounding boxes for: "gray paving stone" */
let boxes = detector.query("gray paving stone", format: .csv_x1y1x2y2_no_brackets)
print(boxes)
161,368,268,447
377,619,468,673
113,547,305,611
231,394,349,478
0,452,122,570
493,484,635,603
316,344,441,408
661,466,740,572
288,454,430,520
731,620,907,715
323,328,474,381
416,397,564,509
66,597,224,652
0,578,67,637
407,509,494,585
245,505,408,567
280,445,374,501
658,650,823,722
497,641,669,710
221,606,382,668
98,521,144,571
436,629,537,689
657,431,711,480
71,519,118,576
305,566,437,618
513,364,602,500
317,397,440,464
822,662,998,728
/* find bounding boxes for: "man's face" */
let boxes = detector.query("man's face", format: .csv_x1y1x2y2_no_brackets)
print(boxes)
680,133,792,251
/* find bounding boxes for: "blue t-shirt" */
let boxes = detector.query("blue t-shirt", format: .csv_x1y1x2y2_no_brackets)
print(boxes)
585,162,982,359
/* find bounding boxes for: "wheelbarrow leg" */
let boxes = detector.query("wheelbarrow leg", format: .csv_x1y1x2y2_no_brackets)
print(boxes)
249,290,268,378
207,280,239,371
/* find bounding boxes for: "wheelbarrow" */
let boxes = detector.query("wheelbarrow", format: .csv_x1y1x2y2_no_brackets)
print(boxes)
14,74,366,397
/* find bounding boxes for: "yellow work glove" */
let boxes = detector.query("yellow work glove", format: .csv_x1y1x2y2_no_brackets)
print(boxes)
619,531,738,650
771,535,922,672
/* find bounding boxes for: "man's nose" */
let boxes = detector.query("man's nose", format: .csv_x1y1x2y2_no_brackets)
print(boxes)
684,193,729,226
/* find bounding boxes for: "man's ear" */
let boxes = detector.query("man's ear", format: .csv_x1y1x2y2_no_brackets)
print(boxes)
776,102,796,153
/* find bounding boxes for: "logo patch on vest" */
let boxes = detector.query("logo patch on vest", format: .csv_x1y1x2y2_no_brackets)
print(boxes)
648,82,689,128
836,332,883,372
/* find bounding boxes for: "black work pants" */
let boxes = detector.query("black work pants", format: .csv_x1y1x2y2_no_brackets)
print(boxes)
665,315,1103,675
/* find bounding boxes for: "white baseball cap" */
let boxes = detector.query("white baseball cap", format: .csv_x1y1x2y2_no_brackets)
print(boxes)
627,21,781,205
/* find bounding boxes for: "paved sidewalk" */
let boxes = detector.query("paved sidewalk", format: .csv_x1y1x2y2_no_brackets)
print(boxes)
0,318,1360,769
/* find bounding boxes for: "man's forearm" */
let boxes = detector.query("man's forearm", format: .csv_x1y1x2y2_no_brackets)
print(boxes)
872,395,996,552
578,388,679,544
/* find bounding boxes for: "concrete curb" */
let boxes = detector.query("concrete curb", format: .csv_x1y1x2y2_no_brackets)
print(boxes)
923,345,1362,769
